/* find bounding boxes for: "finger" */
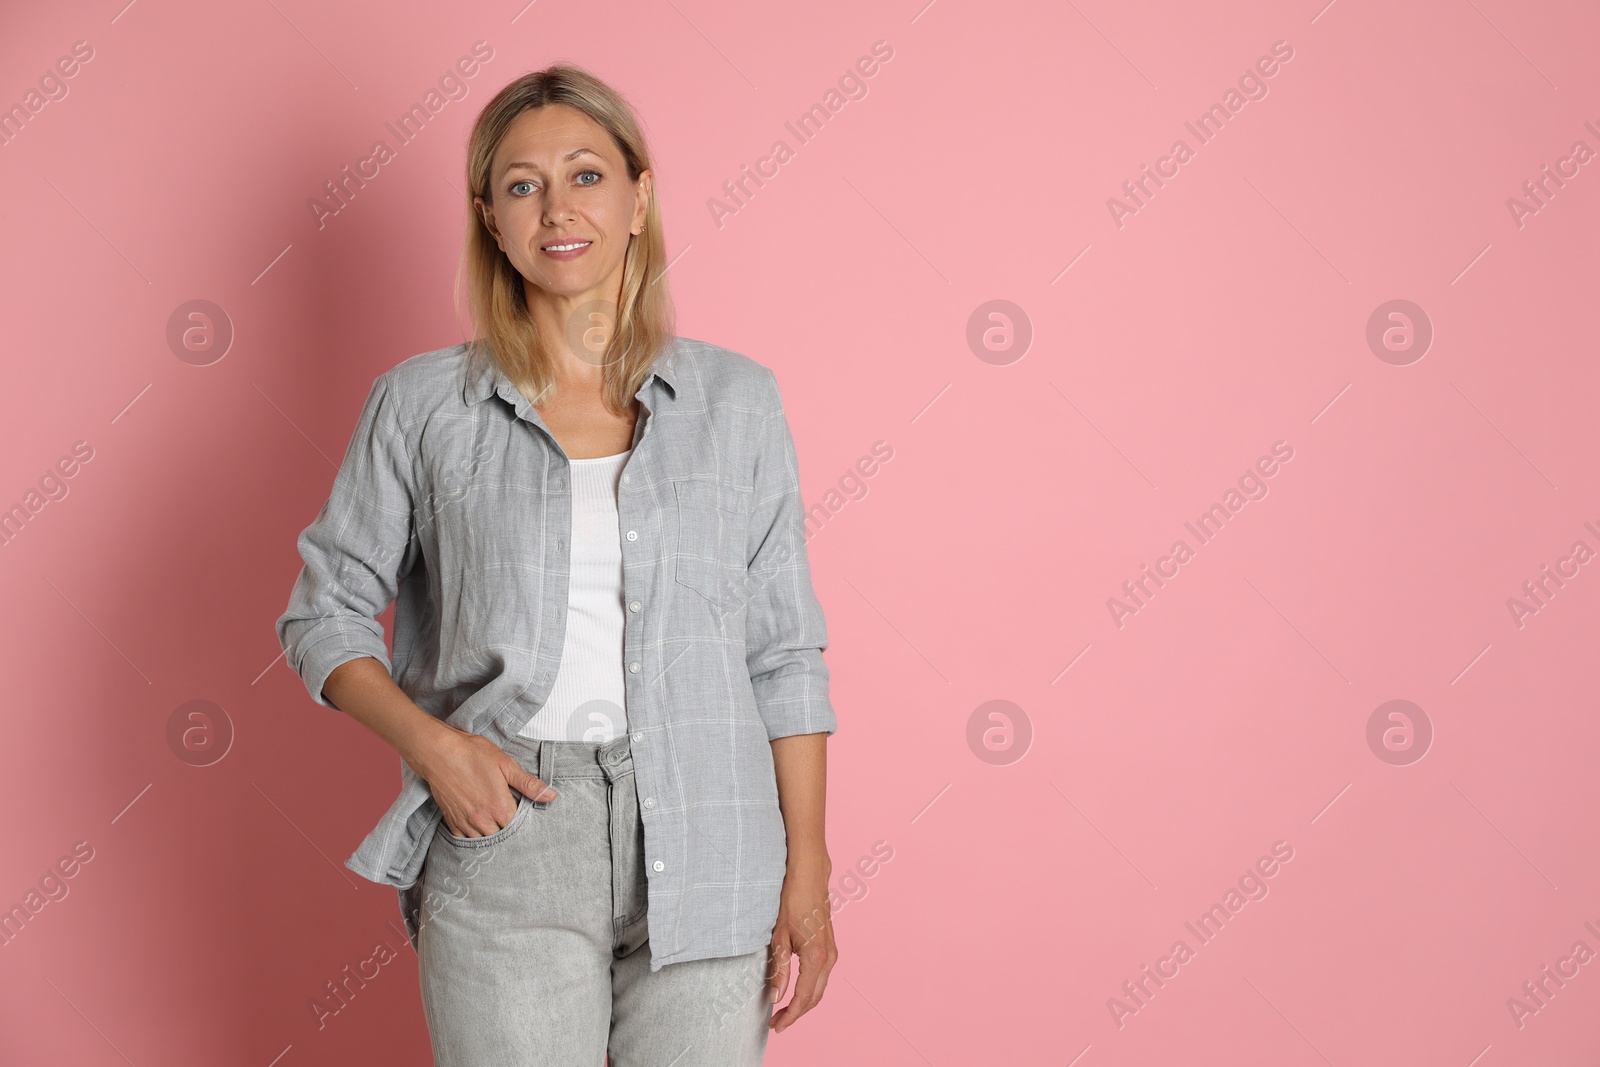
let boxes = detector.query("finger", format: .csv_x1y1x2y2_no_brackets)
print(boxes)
443,791,519,838
767,963,799,1028
772,944,831,1031
776,972,821,1027
454,810,499,837
445,814,488,838
765,946,786,1004
766,940,793,1005
439,805,478,838
514,765,559,802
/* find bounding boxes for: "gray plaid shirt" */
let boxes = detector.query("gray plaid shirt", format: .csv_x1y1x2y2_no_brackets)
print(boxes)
274,336,836,970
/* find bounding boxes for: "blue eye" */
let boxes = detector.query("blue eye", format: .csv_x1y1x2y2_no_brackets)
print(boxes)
576,169,601,186
510,180,534,196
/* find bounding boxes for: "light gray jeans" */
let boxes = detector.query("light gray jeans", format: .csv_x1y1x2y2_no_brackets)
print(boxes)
415,732,772,1066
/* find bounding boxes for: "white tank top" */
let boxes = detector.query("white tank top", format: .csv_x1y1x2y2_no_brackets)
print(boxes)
517,449,631,743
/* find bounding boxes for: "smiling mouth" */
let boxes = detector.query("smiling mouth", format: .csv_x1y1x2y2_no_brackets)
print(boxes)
542,240,592,252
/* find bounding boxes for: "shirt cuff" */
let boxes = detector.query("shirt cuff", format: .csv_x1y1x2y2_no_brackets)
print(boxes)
290,625,392,710
750,652,837,739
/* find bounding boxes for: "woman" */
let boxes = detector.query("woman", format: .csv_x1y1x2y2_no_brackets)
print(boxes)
275,65,838,1065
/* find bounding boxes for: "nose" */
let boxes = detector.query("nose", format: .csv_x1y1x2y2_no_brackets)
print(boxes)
542,188,576,227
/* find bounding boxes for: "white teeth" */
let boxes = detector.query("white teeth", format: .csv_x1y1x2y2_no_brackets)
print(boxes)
544,241,590,251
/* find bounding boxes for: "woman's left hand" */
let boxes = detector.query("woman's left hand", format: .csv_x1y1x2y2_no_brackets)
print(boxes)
765,857,837,1032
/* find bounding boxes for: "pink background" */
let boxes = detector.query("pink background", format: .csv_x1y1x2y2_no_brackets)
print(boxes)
3,0,1599,1063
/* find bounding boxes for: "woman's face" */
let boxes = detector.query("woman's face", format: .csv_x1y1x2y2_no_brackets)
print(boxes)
475,104,650,316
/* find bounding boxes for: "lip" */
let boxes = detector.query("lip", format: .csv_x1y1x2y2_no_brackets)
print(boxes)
540,238,593,261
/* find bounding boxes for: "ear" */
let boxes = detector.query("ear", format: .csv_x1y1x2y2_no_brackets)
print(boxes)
632,169,653,234
473,195,499,241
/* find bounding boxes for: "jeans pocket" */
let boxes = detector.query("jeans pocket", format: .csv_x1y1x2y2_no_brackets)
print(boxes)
438,794,534,848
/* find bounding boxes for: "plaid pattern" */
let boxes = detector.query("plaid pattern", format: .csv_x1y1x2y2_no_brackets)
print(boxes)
275,336,836,969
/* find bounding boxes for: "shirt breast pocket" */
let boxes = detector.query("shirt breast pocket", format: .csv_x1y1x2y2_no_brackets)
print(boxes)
672,479,747,610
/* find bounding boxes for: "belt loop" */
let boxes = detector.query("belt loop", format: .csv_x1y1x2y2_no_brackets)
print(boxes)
538,738,554,792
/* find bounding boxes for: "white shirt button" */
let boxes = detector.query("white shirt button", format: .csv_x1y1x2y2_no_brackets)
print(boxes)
628,662,641,673
622,472,631,483
626,530,638,541
652,860,664,872
643,797,654,808
629,600,641,612
632,731,643,742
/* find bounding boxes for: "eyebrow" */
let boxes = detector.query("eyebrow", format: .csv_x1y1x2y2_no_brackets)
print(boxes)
503,147,602,173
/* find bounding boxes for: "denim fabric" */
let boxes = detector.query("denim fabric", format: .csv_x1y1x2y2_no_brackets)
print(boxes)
416,733,770,1066
275,336,835,970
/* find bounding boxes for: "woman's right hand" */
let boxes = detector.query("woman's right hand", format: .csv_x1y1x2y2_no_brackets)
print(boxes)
410,721,559,838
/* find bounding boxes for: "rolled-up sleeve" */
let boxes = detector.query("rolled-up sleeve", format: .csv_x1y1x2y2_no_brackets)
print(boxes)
743,367,836,740
275,372,418,710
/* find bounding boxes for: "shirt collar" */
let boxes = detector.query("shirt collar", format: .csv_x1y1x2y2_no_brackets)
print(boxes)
463,337,680,406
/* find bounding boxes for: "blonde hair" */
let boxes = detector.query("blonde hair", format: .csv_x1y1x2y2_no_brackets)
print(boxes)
456,64,675,414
